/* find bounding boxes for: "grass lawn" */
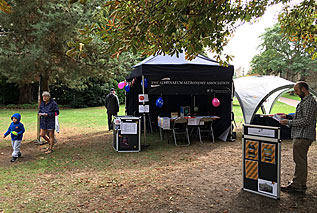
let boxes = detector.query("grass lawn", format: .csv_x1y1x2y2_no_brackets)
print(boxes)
281,92,300,101
3,101,317,212
0,105,173,211
0,105,119,135
0,100,296,146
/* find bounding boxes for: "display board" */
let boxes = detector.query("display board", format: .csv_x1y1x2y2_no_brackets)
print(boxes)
242,124,281,199
113,116,141,152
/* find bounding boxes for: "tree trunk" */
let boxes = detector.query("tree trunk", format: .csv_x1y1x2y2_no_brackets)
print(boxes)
41,74,49,92
18,84,33,104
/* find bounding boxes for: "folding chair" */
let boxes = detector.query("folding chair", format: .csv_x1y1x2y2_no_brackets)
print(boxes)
197,117,215,143
171,118,190,146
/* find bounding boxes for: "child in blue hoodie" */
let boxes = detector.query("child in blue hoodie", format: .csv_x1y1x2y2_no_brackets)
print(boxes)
3,113,25,162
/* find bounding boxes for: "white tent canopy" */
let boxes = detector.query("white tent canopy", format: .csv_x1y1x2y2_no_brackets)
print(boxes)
234,76,295,124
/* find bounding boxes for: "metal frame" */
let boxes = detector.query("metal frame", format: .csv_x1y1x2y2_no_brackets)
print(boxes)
242,124,281,200
235,84,295,124
113,116,141,152
172,118,190,146
197,117,215,143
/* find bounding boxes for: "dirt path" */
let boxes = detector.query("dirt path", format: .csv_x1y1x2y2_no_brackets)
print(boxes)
279,97,299,107
1,129,317,212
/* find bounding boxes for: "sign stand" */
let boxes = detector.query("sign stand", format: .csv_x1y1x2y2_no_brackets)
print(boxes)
242,124,281,199
113,116,141,152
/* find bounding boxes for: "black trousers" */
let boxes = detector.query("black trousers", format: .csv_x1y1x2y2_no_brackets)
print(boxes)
107,112,117,130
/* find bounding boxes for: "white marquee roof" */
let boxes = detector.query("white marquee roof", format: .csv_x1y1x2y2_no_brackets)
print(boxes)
234,76,295,124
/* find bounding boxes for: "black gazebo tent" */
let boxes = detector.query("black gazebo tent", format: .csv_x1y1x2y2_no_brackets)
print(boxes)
125,53,234,141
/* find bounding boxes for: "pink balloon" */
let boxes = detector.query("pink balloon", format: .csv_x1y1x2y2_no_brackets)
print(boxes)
118,82,125,89
212,98,220,107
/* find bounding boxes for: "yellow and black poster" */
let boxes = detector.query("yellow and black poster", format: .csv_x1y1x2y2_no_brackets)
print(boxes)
243,124,281,199
261,143,276,164
245,160,258,180
245,140,259,160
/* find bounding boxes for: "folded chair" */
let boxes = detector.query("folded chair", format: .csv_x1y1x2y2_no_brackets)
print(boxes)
197,117,215,143
171,118,190,146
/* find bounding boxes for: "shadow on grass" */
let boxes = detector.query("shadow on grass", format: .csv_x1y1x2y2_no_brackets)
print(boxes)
1,129,238,174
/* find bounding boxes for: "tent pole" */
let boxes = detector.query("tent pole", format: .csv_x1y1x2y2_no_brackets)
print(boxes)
230,83,234,141
125,87,127,115
194,95,196,113
142,75,146,144
36,75,42,143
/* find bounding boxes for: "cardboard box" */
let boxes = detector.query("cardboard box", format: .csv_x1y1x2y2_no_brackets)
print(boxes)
171,112,178,118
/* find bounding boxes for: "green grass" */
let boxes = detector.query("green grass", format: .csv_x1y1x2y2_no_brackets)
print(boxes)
0,103,175,211
0,99,295,132
0,109,38,132
1,101,293,140
0,105,125,132
281,92,300,101
0,101,297,211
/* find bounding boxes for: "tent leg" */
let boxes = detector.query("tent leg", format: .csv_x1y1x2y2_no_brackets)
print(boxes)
142,75,146,145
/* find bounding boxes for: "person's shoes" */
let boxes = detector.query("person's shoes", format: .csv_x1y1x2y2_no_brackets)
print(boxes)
10,157,18,162
288,181,307,190
44,149,53,154
281,184,304,193
18,152,22,158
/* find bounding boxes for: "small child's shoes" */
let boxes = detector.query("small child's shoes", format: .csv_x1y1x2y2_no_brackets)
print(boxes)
10,157,17,162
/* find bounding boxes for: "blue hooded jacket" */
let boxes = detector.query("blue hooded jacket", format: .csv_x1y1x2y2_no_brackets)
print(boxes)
4,113,25,141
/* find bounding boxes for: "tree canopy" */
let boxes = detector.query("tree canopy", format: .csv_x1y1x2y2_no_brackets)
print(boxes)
250,24,316,80
278,0,316,59
0,0,11,14
1,0,315,104
0,0,141,104
0,0,88,102
2,1,316,63
65,0,316,64
68,0,286,62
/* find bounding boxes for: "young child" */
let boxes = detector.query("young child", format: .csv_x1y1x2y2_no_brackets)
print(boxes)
3,113,25,162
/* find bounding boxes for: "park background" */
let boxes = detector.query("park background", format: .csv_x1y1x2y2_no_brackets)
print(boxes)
0,0,316,212
1,96,317,212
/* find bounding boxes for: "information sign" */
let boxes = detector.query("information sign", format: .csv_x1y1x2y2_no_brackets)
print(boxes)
242,124,281,199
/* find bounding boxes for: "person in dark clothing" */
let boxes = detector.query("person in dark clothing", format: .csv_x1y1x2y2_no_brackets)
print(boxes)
105,88,120,130
38,91,59,154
